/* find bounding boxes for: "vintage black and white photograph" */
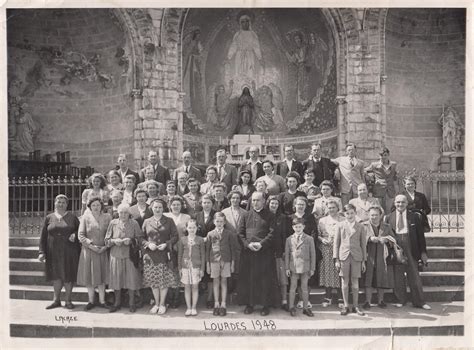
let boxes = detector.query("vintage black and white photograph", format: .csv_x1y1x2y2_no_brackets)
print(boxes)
1,2,472,348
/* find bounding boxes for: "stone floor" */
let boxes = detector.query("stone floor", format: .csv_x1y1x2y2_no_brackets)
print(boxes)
9,299,464,337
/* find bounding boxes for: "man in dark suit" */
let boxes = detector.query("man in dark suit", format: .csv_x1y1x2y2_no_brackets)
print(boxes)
116,154,140,184
173,150,202,182
276,145,304,179
302,143,337,187
240,146,264,182
215,149,238,194
139,150,171,185
385,194,431,310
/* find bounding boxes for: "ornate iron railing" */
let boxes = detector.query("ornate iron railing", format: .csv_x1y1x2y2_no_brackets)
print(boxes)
9,175,88,236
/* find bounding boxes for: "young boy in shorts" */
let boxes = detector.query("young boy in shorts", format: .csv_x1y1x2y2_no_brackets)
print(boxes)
206,212,238,316
333,203,367,316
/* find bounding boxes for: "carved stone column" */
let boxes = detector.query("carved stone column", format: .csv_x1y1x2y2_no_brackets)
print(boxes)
380,75,388,146
131,88,143,170
336,95,347,156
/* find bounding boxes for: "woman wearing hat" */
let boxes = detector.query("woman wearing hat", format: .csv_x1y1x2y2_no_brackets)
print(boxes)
39,194,81,309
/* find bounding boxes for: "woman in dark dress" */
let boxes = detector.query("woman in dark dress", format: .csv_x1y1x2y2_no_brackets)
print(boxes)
232,170,255,210
129,189,153,228
266,195,291,311
38,194,81,309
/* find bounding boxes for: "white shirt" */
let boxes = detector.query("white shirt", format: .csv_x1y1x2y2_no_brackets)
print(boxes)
396,210,408,234
285,159,294,171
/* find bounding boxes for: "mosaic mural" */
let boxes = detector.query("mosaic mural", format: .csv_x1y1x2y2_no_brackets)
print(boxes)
182,8,336,137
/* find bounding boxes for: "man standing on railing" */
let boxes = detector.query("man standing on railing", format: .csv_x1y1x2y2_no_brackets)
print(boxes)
385,194,431,310
116,154,140,185
139,150,171,185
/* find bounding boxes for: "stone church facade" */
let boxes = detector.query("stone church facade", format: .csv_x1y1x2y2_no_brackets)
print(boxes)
7,8,465,173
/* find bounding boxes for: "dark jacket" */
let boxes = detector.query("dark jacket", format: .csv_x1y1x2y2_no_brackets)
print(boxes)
396,190,431,232
194,209,217,239
139,164,171,185
141,215,178,264
302,157,337,187
206,228,238,263
276,159,304,180
385,210,427,261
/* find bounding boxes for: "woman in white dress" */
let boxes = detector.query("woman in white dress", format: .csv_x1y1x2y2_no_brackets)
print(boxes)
312,180,342,220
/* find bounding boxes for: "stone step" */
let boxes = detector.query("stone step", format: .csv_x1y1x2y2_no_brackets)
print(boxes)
8,299,465,338
10,284,464,304
9,236,40,247
426,246,464,259
420,271,464,287
10,258,45,272
425,235,464,247
424,258,464,272
10,246,40,259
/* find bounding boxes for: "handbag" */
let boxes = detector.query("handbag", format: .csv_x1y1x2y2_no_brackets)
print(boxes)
129,238,142,270
386,243,408,265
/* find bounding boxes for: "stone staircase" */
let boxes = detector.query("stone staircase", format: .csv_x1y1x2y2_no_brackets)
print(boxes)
9,233,465,304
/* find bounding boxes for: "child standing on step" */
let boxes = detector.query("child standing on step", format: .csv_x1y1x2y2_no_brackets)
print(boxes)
178,219,206,316
206,212,238,316
333,203,367,316
285,217,316,317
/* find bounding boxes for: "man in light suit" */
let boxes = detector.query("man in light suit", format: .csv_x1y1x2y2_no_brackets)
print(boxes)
276,145,304,180
240,146,264,182
139,150,171,185
302,143,337,187
385,194,431,310
215,149,238,194
116,154,140,184
332,143,366,207
173,150,202,182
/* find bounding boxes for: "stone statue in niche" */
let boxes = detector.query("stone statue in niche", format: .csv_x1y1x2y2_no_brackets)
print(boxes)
9,100,39,157
225,12,264,95
438,105,464,152
183,28,204,116
207,80,234,128
237,87,256,134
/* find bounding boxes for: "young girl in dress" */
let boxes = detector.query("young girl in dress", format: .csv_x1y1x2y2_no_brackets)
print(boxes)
178,219,205,316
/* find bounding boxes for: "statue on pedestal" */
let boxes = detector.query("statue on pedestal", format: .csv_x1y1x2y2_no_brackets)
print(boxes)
438,105,463,153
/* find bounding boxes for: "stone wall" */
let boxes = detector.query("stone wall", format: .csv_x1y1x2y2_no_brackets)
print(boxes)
7,9,134,173
385,8,466,171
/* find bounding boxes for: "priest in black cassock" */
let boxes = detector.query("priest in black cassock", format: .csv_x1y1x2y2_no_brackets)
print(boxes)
236,192,281,316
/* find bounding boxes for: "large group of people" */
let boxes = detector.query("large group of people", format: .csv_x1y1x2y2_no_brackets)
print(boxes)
39,144,433,318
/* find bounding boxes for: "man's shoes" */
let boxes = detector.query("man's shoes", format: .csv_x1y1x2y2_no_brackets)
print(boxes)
46,300,61,310
213,307,220,316
260,307,270,316
340,307,350,316
290,307,297,317
129,305,136,313
109,305,121,313
421,304,432,310
219,307,227,316
65,302,75,309
84,302,95,311
362,301,371,310
281,303,289,312
303,308,314,317
352,306,365,316
244,305,254,314
378,301,387,309
98,302,111,309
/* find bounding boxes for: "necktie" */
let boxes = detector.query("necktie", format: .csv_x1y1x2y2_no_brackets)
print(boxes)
186,166,189,174
397,212,405,232
350,158,354,168
218,166,223,180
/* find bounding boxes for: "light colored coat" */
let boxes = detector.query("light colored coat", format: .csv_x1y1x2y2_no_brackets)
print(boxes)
333,221,367,262
284,233,316,274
